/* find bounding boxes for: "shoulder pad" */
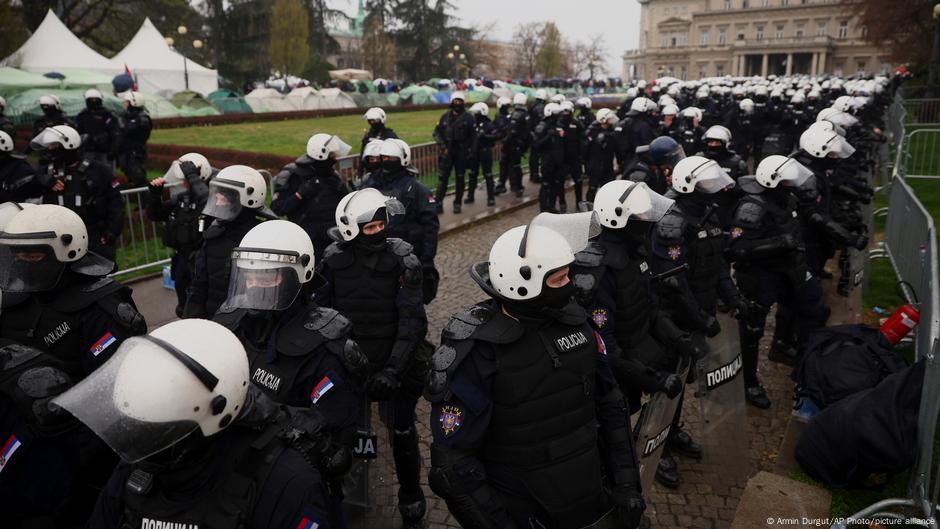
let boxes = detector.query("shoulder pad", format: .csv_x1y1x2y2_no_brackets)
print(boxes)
425,340,474,403
50,277,123,312
76,160,91,174
387,237,415,258
0,343,43,372
295,155,315,165
734,200,766,227
405,166,420,178
303,307,352,340
574,241,606,268
9,152,26,161
324,337,368,379
656,211,687,244
322,242,353,269
441,304,493,341
442,303,524,344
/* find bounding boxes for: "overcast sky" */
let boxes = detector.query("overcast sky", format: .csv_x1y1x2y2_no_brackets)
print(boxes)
331,0,642,76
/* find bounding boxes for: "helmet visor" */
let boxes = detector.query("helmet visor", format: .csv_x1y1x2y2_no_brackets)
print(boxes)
29,128,72,152
826,134,856,159
524,211,601,256
778,158,814,187
690,160,735,194
225,250,303,311
202,182,243,221
826,111,858,128
0,243,65,292
661,145,686,168
162,161,186,187
621,182,675,222
51,337,205,463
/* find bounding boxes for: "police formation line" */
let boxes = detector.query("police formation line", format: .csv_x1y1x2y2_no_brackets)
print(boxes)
0,72,896,529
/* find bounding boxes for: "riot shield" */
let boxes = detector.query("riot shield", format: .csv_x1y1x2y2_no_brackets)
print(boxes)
344,396,376,508
695,313,750,486
635,355,691,494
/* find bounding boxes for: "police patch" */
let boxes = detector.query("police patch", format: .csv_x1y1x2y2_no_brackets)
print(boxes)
731,227,743,239
438,405,463,437
667,245,682,261
592,308,609,328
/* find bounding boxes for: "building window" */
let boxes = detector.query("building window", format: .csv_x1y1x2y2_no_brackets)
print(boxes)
701,30,710,45
838,21,849,39
679,33,687,46
680,66,687,80
699,65,707,79
725,0,732,9
761,0,770,5
671,34,678,47
718,28,727,44
780,0,788,5
776,25,784,39
816,22,827,36
861,25,868,38
756,26,764,40
742,0,749,7
857,60,866,72
796,25,805,38
737,30,745,40
716,64,724,76
661,34,669,47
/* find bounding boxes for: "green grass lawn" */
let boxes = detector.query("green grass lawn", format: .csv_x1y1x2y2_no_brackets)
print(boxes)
151,109,446,156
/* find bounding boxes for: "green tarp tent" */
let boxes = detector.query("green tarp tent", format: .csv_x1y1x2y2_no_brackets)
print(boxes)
5,88,123,125
57,68,114,90
398,85,437,105
170,90,221,117
207,89,252,114
0,67,59,98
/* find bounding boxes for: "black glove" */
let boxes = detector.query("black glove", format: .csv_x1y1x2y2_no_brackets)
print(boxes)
297,178,319,199
853,235,869,251
656,372,683,398
179,160,201,181
703,315,721,338
728,297,751,321
779,233,797,249
676,333,708,362
611,484,646,529
367,367,400,401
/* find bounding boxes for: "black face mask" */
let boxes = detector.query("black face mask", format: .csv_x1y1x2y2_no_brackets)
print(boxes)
381,159,402,172
370,123,383,133
41,105,58,117
539,281,575,309
705,144,726,159
355,228,387,251
451,103,465,113
87,99,103,110
363,159,380,173
499,107,509,115
311,159,335,173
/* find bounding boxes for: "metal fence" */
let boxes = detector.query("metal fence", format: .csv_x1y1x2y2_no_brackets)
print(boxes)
904,99,940,126
904,129,940,179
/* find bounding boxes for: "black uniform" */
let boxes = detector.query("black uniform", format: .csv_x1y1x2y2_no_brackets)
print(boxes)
361,165,441,303
582,122,617,201
426,299,644,529
184,211,260,319
315,236,430,524
147,177,209,315
0,152,40,203
432,107,476,208
76,105,118,164
30,111,76,168
559,112,584,209
676,119,705,161
528,100,546,182
271,156,350,260
38,159,124,263
88,392,336,529
467,113,499,204
576,108,596,130
116,107,152,188
497,106,529,194
614,112,657,171
358,124,398,176
531,115,565,212
0,113,15,142
623,157,668,196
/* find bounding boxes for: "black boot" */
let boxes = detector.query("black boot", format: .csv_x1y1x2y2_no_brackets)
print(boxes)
399,495,427,529
667,426,702,460
393,426,425,528
487,196,495,206
453,202,462,214
745,384,771,409
464,190,475,204
655,453,680,489
768,339,799,365
494,182,507,194
435,202,443,214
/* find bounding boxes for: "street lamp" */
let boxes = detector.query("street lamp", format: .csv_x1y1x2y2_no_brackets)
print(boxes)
170,25,203,92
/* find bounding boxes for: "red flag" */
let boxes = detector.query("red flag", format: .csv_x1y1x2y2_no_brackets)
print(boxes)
124,64,137,91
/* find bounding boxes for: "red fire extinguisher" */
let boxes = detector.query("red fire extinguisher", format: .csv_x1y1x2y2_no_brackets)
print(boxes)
880,281,921,345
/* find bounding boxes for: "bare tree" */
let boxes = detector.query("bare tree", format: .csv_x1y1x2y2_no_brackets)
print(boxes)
512,22,543,79
468,21,503,78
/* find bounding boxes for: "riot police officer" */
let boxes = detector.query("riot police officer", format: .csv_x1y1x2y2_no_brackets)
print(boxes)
75,89,118,164
116,91,152,189
727,156,830,408
0,96,15,140
558,101,584,212
426,211,646,529
494,93,529,197
488,96,512,199
184,165,274,319
315,189,429,529
54,319,339,529
271,133,352,259
660,104,680,139
360,139,441,304
0,204,146,525
467,102,498,206
0,131,40,203
676,107,705,159
626,136,686,196
700,125,747,181
729,98,756,162
615,97,659,171
575,96,595,130
582,108,618,202
528,88,548,183
147,153,213,316
30,95,76,167
531,102,565,213
432,92,475,213
32,125,124,263
359,107,398,177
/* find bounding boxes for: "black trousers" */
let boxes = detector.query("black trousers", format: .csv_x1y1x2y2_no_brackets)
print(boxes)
499,143,524,191
435,148,469,205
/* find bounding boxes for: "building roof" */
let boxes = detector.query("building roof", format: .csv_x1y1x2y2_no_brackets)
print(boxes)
329,0,366,38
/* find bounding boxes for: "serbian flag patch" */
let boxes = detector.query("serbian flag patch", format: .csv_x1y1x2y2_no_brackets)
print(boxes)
0,434,23,473
594,331,608,355
295,515,319,529
89,332,117,357
310,376,335,404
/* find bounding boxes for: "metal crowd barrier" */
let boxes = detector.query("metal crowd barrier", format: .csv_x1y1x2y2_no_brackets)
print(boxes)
904,98,940,126
904,129,940,179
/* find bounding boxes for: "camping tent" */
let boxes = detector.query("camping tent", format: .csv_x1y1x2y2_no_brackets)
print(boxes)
244,88,294,113
1,10,121,76
0,67,59,98
286,86,320,111
5,88,124,125
316,88,357,109
136,92,181,119
113,18,218,96
398,85,437,105
170,90,220,117
57,69,114,90
207,89,252,114
329,69,372,81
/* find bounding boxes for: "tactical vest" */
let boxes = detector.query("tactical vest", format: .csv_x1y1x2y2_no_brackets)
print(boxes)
42,162,96,221
163,196,206,251
672,203,726,314
202,216,258,316
484,318,606,527
735,192,806,285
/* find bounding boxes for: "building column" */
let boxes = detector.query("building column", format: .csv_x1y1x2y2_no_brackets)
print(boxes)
817,50,827,75
785,52,793,76
761,53,769,77
810,52,818,76
740,55,747,76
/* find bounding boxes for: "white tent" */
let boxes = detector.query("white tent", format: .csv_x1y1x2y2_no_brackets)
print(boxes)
316,88,357,109
1,10,121,76
113,18,218,96
286,86,321,111
244,88,294,113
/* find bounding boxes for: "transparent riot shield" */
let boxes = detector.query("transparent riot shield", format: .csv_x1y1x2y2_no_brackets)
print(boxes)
695,313,750,485
344,396,376,507
635,355,691,494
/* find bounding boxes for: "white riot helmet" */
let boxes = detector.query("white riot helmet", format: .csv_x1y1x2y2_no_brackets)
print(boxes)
29,125,81,152
596,108,618,125
122,91,144,108
52,319,250,463
543,102,561,117
671,156,735,194
512,93,528,106
0,131,13,153
755,155,814,189
451,91,466,102
202,165,267,221
225,220,315,311
817,107,859,128
334,188,405,242
790,91,806,104
306,133,352,161
637,80,648,90
534,89,548,101
496,97,512,110
362,138,384,160
379,138,411,167
559,101,574,114
661,104,679,117
0,204,89,292
657,95,676,107
739,98,755,114
576,97,592,109
38,94,61,109
550,94,566,104
832,95,853,113
470,102,489,116
593,180,674,229
630,97,655,114
163,152,213,186
0,202,34,232
84,88,103,101
363,107,387,124
799,126,856,159
703,125,732,146
626,87,639,99
472,212,600,301
681,106,703,122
